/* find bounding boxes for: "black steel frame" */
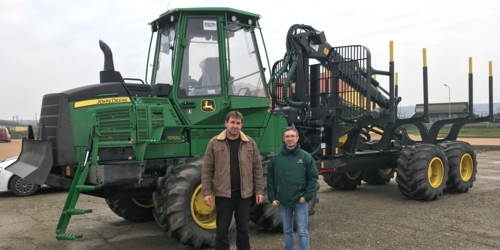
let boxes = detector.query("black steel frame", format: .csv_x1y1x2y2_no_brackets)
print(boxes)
270,41,494,175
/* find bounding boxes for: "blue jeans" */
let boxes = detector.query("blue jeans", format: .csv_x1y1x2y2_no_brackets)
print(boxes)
278,202,309,250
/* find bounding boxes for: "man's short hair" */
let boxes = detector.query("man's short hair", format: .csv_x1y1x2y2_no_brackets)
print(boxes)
225,111,244,122
283,126,298,136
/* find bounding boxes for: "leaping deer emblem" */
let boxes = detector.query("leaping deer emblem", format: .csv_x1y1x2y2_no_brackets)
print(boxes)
202,100,215,111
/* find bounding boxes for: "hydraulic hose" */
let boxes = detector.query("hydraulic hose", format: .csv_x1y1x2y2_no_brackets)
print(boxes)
269,54,289,106
282,61,305,107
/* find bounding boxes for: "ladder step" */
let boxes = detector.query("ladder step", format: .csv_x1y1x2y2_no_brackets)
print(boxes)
65,209,92,215
56,233,83,241
76,185,101,191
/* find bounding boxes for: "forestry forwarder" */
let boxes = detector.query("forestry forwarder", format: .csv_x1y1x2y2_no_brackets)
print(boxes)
6,7,494,249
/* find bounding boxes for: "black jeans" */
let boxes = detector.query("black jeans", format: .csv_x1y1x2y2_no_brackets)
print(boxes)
215,191,251,250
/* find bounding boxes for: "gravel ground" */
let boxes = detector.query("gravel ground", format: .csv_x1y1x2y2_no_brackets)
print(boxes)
0,149,499,250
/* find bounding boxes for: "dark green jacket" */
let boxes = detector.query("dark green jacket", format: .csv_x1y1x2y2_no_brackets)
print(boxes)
267,144,318,208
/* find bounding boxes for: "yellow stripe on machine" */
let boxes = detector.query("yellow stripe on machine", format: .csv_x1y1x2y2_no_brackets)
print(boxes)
74,97,131,108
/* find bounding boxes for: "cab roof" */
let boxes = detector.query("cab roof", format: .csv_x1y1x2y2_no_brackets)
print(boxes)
150,7,261,25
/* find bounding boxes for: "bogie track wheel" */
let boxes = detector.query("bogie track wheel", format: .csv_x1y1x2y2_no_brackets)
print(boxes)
323,171,363,190
362,167,396,185
250,157,282,231
105,198,155,222
307,182,320,216
441,141,477,193
396,144,449,201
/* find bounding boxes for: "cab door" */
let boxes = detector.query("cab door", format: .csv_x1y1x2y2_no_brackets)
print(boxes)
174,16,229,125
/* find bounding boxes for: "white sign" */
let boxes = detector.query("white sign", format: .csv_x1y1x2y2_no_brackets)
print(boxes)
203,20,217,31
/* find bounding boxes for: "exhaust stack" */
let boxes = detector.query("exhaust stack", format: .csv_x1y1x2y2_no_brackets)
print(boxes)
99,40,123,83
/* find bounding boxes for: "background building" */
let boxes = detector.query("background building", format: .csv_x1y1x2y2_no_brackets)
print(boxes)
414,102,468,122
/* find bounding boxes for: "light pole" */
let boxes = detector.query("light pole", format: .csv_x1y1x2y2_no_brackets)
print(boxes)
444,84,451,118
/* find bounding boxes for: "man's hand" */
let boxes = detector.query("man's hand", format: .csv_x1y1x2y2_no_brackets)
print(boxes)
299,197,306,203
272,200,280,207
204,195,212,207
256,194,264,204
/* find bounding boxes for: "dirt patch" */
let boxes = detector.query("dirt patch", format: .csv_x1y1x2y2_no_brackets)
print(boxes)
435,137,500,145
0,139,21,162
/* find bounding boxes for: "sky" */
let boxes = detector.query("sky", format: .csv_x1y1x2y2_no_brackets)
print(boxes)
1,0,500,121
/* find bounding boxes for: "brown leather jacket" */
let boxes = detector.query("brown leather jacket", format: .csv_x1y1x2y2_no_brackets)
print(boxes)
201,130,264,199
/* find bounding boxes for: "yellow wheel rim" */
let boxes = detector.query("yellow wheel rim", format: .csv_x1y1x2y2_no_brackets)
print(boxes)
132,198,154,208
460,153,473,182
346,171,361,180
427,157,445,188
190,184,217,230
379,168,393,175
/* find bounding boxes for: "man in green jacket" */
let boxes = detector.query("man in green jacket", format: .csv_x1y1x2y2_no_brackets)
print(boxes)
267,126,319,250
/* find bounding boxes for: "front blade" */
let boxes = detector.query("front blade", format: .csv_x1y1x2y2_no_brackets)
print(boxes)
5,139,53,185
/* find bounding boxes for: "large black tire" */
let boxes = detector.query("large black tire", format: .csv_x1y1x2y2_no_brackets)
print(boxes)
441,141,477,193
396,144,449,201
105,198,155,222
323,171,363,190
307,182,320,216
362,168,395,185
153,160,216,249
9,175,39,197
151,162,176,232
250,196,281,231
249,156,282,231
152,176,171,232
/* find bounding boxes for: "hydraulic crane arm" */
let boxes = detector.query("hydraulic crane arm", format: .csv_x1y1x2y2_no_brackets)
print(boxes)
271,24,395,111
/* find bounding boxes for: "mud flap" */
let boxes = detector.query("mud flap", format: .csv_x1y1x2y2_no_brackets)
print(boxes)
5,140,53,185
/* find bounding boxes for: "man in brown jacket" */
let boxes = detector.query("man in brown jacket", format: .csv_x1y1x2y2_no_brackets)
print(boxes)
202,110,264,250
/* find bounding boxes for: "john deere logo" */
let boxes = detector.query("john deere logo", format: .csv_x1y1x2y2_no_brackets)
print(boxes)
201,99,216,113
297,159,303,163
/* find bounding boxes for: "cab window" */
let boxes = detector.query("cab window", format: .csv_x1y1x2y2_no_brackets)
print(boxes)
178,18,221,98
226,24,267,97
